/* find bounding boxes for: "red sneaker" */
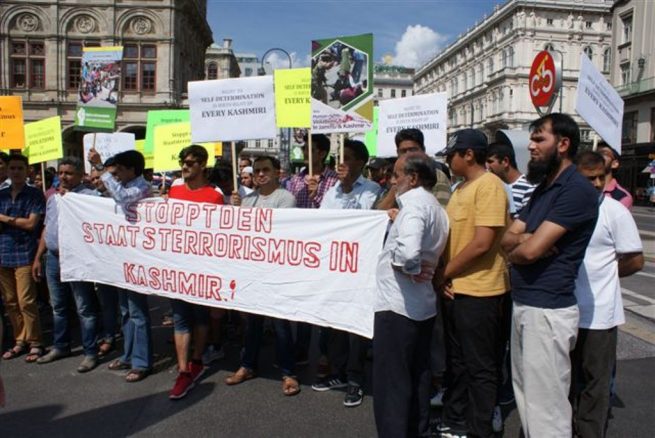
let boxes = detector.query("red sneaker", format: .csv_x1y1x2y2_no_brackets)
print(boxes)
189,361,206,382
169,372,194,400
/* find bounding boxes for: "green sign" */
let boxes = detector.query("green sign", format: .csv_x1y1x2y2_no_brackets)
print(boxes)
144,110,190,154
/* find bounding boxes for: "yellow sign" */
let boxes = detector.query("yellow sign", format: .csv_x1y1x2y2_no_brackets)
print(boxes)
23,116,63,164
134,139,154,169
153,122,216,172
274,68,311,128
0,96,25,150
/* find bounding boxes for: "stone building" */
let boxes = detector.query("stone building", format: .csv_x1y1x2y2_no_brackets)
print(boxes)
414,0,614,143
205,38,240,80
0,0,212,156
374,63,415,104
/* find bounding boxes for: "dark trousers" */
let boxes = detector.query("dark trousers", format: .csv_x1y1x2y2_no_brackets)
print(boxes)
327,328,367,386
373,311,433,438
571,327,617,438
442,294,502,438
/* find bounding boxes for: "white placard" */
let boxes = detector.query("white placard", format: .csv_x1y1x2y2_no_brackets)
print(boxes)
188,76,277,142
58,194,388,338
377,93,448,157
575,54,624,152
83,132,135,174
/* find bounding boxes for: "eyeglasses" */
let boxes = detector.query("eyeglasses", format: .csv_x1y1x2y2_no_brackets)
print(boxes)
179,159,199,167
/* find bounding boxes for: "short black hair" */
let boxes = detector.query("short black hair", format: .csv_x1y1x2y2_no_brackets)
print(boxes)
59,156,84,174
112,150,145,176
530,113,580,158
304,133,331,152
487,142,518,169
575,150,605,169
7,153,28,167
239,157,252,165
344,139,369,163
254,155,281,170
455,148,487,166
403,153,437,189
394,129,425,150
179,144,209,164
0,152,9,164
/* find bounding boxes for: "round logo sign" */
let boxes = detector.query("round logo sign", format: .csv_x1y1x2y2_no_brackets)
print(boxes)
529,50,560,110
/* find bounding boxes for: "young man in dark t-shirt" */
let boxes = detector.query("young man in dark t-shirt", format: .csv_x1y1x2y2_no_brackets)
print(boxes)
501,113,599,437
168,145,223,400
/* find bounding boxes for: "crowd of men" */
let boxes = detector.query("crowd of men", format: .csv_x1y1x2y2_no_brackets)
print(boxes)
0,113,645,438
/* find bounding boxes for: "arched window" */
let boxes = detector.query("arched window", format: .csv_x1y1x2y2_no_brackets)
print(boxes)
584,46,593,60
603,48,612,73
207,62,218,80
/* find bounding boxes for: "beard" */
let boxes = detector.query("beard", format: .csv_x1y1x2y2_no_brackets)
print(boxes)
526,149,561,185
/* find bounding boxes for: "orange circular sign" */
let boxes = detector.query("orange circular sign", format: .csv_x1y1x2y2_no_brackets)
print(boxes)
529,51,558,108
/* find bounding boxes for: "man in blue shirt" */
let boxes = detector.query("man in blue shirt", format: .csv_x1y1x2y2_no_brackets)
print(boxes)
32,157,100,372
0,154,45,362
501,113,599,437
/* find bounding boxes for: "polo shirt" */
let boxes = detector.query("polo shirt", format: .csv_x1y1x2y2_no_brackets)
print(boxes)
511,165,599,309
603,178,633,210
0,184,45,267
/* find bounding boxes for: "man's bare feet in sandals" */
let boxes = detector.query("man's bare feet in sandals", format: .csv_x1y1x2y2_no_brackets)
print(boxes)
125,368,150,383
24,346,45,363
282,376,300,396
2,344,27,360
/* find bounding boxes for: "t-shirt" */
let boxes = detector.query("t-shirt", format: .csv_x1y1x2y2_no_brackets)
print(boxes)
168,184,224,204
445,172,509,297
574,197,642,329
510,174,536,218
511,165,599,309
241,187,296,209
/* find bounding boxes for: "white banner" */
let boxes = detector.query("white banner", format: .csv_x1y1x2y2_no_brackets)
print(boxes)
575,54,624,152
58,194,388,338
377,93,448,157
83,132,135,174
188,76,277,142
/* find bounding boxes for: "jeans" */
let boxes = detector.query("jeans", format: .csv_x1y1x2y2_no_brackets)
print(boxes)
242,313,295,377
96,283,120,343
119,289,152,370
327,328,367,386
45,251,99,356
171,299,210,334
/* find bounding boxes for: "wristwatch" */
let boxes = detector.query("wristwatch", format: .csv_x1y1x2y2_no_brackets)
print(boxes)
94,164,105,171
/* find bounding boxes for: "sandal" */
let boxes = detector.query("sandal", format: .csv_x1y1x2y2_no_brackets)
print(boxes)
282,375,301,396
125,368,150,383
108,359,131,371
25,347,45,363
2,345,27,360
225,367,256,385
98,341,114,357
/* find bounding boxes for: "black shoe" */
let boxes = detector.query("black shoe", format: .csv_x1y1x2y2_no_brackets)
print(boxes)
343,384,363,407
311,375,347,392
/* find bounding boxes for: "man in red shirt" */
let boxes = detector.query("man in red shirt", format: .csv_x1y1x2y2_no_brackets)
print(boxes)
168,145,223,400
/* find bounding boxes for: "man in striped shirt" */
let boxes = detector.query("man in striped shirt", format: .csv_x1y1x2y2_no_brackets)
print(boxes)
486,142,536,219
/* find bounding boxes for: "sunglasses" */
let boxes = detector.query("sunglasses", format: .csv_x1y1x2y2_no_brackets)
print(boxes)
179,159,199,167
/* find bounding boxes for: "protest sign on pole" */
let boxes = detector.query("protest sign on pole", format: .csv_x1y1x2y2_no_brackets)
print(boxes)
310,33,374,134
74,46,123,131
144,110,190,154
0,96,25,150
58,194,389,338
377,93,448,157
188,76,277,143
575,54,624,153
83,132,135,174
134,139,154,169
153,122,216,172
274,68,311,128
23,116,63,164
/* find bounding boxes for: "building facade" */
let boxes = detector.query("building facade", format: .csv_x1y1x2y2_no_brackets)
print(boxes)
374,64,415,104
205,39,241,80
414,0,614,143
1,0,212,156
235,52,259,78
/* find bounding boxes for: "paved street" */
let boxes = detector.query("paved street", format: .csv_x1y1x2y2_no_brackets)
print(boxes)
0,207,654,438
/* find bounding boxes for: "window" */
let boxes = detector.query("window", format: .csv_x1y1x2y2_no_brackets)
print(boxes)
67,40,100,90
487,58,494,76
471,69,476,87
622,15,632,43
478,64,484,84
545,43,555,51
584,46,593,60
606,22,612,31
377,88,383,98
507,47,514,67
245,67,253,76
267,139,274,148
207,63,218,80
122,43,157,92
10,40,46,89
585,21,593,30
622,111,638,144
547,18,554,26
390,89,396,98
621,63,631,85
603,48,611,72
401,89,406,98
453,76,458,94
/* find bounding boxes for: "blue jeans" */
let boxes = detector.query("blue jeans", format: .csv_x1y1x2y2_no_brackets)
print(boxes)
96,283,120,343
45,251,98,356
171,299,209,334
118,289,152,369
242,314,295,377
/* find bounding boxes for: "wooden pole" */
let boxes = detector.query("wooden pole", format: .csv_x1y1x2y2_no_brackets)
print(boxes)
231,141,238,193
40,162,47,195
307,130,313,176
339,133,345,165
592,133,599,151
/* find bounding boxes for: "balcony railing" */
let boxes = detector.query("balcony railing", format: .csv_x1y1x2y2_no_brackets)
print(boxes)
616,76,655,97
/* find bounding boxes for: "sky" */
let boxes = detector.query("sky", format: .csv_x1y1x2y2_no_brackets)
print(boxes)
206,0,503,70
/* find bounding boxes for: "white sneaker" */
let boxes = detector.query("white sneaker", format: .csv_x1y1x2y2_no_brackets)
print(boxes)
492,405,503,432
430,388,446,407
202,345,225,365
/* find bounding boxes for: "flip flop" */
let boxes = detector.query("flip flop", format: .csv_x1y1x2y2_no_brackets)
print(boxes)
2,345,27,360
125,368,150,383
25,347,45,363
108,359,131,371
282,376,300,397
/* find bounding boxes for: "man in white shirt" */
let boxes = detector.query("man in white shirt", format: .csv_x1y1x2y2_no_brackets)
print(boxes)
374,152,449,438
572,151,644,438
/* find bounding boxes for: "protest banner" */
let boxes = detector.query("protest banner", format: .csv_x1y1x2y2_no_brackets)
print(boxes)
83,132,135,174
188,76,277,142
23,116,63,164
74,46,123,131
575,54,624,152
364,107,379,156
274,68,311,128
377,92,448,157
0,96,25,150
144,110,190,154
153,122,216,172
134,139,154,169
310,33,374,134
58,194,389,338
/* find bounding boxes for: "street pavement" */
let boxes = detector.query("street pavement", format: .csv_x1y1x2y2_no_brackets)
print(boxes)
0,207,654,437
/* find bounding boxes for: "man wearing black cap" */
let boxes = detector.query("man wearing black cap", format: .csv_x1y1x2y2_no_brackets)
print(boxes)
597,143,633,210
436,129,509,438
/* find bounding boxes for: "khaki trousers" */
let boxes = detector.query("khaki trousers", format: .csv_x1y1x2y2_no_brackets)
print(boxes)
0,265,43,347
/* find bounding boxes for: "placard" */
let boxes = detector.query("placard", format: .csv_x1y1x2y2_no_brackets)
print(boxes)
23,116,63,164
274,68,311,128
83,132,135,174
0,96,25,150
153,122,216,172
